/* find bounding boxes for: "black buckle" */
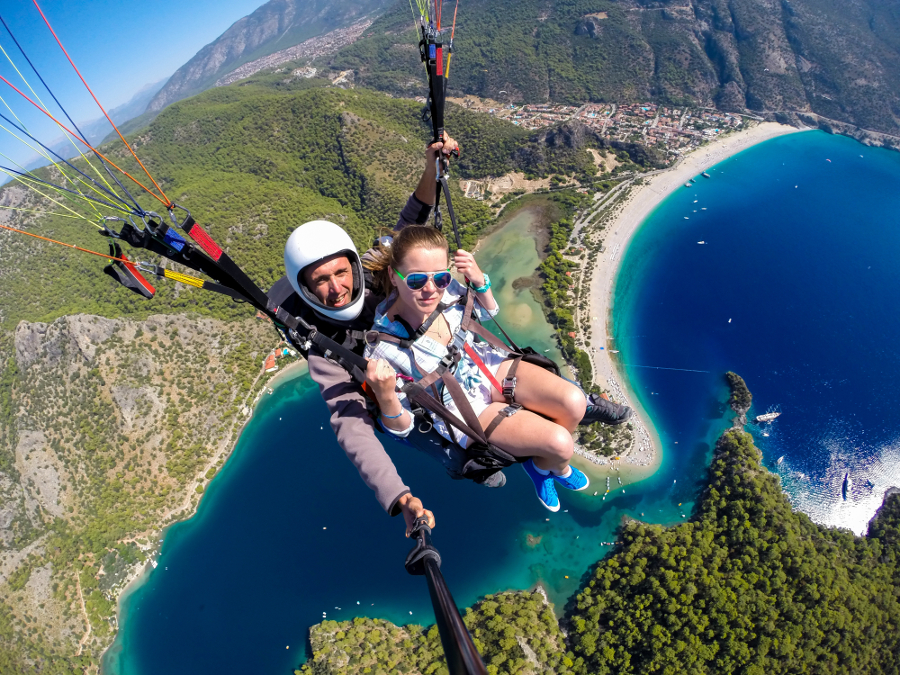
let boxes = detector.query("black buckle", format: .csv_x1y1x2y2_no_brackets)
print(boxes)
502,376,517,401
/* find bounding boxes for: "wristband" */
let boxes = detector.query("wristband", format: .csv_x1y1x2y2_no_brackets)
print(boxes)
381,410,404,419
470,273,491,293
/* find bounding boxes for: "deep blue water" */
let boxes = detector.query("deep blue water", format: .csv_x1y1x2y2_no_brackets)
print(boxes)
614,130,900,535
104,130,900,675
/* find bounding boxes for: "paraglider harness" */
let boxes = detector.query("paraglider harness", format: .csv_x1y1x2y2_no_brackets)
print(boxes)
363,287,561,482
95,208,562,485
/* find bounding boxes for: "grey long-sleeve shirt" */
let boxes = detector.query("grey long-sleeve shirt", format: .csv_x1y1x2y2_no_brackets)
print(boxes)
304,192,433,516
308,345,411,515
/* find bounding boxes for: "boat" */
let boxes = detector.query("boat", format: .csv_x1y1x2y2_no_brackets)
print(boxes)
728,318,732,323
609,349,619,353
842,472,852,500
702,172,710,178
697,241,706,244
684,182,693,188
756,412,781,423
776,455,784,465
684,216,689,220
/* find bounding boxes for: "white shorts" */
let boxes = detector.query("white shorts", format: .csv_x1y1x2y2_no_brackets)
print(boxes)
432,344,510,448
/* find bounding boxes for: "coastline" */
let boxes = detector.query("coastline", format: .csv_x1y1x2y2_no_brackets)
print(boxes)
584,122,810,487
102,356,309,674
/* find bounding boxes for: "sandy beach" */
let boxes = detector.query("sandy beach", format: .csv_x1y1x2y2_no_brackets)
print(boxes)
580,122,810,487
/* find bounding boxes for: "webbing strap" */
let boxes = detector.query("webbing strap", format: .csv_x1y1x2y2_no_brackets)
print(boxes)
463,343,503,394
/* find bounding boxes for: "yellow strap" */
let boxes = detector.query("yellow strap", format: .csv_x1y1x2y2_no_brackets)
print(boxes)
162,269,205,289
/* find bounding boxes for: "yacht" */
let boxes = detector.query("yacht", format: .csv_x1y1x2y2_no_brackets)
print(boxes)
756,412,781,423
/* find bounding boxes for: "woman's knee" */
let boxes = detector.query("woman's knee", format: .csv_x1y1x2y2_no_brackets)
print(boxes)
561,383,587,423
545,425,574,463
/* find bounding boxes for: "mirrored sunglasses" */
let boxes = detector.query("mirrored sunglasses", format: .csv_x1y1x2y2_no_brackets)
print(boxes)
394,268,452,291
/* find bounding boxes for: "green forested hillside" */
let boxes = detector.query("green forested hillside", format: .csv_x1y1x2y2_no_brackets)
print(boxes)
0,81,603,331
300,428,900,675
329,0,900,137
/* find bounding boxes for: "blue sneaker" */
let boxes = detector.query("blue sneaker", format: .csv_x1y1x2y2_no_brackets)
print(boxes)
522,459,560,512
553,465,589,491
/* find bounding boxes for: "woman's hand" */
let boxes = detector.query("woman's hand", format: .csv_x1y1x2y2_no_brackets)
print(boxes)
453,249,484,288
366,358,399,402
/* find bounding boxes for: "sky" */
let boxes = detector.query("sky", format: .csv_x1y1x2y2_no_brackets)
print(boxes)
0,0,267,166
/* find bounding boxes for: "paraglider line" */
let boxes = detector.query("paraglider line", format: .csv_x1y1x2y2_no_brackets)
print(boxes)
31,0,171,206
0,12,144,214
621,364,710,373
0,72,167,208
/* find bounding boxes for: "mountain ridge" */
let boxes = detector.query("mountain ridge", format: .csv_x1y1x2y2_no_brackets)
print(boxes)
147,0,392,113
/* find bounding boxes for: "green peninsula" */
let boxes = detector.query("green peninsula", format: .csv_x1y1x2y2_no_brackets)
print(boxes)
299,427,900,674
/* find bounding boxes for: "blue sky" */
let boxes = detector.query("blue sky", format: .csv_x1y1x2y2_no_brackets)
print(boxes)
0,0,266,165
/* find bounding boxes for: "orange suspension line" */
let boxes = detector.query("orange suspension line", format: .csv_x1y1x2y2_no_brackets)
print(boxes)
0,221,133,264
0,73,169,209
32,0,171,207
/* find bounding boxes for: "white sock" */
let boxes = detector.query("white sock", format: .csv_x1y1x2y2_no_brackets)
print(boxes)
532,463,551,476
554,466,573,478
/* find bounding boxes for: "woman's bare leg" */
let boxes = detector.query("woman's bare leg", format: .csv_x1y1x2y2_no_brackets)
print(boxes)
492,360,586,432
475,403,573,474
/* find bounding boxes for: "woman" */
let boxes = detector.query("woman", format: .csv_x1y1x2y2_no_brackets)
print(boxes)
363,225,589,512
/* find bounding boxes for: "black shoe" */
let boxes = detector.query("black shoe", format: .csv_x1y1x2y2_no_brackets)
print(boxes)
475,470,507,488
582,395,633,426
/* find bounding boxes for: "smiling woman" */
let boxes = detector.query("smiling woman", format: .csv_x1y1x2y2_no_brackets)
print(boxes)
362,225,593,513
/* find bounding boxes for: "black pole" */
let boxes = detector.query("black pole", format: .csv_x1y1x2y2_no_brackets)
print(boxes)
405,518,487,675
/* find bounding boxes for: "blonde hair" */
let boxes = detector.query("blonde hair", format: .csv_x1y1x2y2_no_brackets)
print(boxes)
364,226,449,296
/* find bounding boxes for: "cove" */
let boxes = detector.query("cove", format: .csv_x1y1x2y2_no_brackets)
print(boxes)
104,201,691,675
613,130,900,536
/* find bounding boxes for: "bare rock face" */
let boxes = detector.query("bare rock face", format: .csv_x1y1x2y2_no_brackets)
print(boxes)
15,431,64,521
15,315,116,369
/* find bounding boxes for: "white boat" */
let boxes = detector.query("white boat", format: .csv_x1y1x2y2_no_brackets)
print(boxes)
728,318,732,323
756,412,781,423
697,241,706,244
776,455,784,465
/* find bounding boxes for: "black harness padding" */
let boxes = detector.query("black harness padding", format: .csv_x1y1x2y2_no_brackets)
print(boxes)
266,276,378,385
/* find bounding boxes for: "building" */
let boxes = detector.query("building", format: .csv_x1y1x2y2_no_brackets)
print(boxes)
264,354,278,372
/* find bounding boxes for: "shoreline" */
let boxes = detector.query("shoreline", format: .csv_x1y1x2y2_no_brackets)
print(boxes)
102,355,309,674
584,122,811,488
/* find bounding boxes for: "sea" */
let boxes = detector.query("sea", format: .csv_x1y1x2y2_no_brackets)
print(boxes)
103,130,900,674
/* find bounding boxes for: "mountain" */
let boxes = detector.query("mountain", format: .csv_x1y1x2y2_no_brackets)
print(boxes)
330,0,900,138
20,79,166,173
146,0,393,113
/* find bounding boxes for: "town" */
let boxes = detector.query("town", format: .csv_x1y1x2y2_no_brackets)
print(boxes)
446,96,749,155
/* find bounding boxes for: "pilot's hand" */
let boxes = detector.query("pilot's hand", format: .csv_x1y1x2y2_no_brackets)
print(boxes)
398,493,435,537
426,134,459,163
366,358,398,402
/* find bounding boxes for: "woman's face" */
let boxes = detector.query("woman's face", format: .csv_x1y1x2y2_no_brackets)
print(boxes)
391,246,449,315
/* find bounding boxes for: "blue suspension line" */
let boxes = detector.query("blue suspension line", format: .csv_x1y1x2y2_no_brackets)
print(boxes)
0,109,139,215
0,164,138,215
0,13,145,215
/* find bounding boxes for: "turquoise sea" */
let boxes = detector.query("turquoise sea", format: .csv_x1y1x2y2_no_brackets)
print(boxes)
104,130,900,674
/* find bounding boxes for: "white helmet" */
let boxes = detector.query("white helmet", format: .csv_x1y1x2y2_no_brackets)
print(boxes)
284,220,365,323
